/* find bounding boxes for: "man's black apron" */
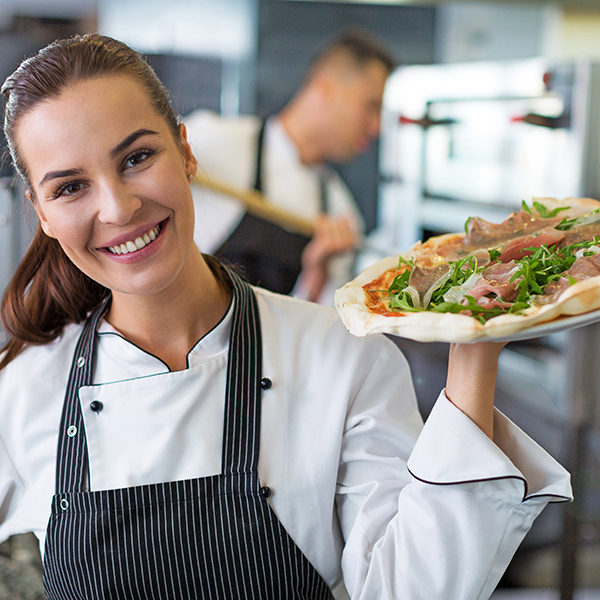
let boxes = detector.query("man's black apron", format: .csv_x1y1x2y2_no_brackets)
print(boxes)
42,268,334,599
217,119,328,295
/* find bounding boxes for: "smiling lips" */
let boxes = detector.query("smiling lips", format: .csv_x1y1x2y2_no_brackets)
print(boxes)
107,223,161,255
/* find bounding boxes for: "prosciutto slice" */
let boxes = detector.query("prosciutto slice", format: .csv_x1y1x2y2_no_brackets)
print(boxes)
462,210,562,251
478,261,522,301
408,263,451,307
537,253,600,304
498,227,565,262
557,221,600,248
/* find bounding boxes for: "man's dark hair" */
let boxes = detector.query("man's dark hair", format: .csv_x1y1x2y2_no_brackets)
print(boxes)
309,28,396,76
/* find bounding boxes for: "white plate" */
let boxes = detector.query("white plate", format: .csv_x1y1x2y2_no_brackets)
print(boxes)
465,308,600,343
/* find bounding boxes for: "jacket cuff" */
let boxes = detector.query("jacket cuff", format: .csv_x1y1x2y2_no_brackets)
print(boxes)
406,391,572,502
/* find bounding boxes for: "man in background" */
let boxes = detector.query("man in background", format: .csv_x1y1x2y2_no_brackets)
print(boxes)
186,29,395,304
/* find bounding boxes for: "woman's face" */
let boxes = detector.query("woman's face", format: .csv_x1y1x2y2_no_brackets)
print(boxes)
15,74,198,298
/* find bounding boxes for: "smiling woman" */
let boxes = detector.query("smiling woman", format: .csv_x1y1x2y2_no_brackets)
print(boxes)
18,76,200,304
0,34,572,600
1,39,228,371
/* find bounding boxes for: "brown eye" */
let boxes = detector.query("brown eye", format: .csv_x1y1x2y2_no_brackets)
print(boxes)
64,182,83,194
124,148,156,169
53,181,85,199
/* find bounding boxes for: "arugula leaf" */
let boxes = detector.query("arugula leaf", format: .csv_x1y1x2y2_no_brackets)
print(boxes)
430,296,509,324
464,217,472,235
389,268,411,292
509,302,530,314
556,209,600,231
521,200,532,214
555,216,578,231
488,248,502,261
397,255,415,269
532,201,571,218
387,290,419,312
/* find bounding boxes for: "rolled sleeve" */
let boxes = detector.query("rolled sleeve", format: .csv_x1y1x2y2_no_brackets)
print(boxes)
407,391,572,503
338,376,572,600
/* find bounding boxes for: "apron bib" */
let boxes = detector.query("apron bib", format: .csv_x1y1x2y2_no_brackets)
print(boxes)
217,119,328,295
42,268,333,600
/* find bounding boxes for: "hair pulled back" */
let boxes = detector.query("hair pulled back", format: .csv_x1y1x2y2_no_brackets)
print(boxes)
0,34,181,369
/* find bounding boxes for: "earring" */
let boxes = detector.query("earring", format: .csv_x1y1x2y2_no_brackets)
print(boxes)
188,174,194,181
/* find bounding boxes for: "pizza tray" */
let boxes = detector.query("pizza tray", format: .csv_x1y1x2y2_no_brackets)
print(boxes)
483,306,600,343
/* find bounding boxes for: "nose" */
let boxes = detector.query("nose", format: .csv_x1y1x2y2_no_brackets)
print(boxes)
96,180,142,225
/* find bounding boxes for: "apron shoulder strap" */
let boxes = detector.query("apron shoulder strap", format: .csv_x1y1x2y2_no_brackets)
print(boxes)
252,118,267,194
220,268,263,475
253,116,329,214
54,295,111,493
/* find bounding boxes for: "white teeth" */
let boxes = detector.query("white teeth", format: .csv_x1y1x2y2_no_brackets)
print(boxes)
107,224,161,255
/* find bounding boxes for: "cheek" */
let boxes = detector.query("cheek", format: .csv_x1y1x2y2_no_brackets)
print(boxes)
41,205,93,251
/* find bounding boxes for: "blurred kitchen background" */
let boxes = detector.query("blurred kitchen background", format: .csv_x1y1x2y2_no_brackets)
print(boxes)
2,0,600,598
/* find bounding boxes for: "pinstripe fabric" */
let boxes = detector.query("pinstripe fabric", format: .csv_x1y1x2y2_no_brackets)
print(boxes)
43,268,334,600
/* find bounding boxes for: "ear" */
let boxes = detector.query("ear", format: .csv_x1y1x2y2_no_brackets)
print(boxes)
313,70,336,102
27,189,56,239
178,123,198,181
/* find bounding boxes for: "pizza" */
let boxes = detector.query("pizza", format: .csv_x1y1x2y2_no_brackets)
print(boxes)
335,197,600,342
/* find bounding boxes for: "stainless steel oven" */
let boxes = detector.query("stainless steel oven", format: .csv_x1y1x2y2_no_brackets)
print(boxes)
370,58,600,259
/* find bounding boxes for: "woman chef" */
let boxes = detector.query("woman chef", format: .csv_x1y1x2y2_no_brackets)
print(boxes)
0,34,571,600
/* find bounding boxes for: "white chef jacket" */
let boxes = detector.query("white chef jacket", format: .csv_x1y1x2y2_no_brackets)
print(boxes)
185,110,365,305
0,287,571,600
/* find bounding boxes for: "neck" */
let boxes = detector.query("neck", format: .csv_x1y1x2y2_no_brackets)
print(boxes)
277,95,326,166
106,249,231,371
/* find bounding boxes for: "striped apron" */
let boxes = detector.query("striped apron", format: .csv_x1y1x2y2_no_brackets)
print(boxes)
42,268,334,599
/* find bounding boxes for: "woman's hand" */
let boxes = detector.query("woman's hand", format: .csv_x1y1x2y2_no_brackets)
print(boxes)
445,341,508,440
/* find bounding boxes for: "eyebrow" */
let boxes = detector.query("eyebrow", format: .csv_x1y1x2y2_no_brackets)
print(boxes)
109,128,159,159
39,168,85,188
38,128,160,188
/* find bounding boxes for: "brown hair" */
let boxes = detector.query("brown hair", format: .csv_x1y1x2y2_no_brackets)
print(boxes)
0,34,185,370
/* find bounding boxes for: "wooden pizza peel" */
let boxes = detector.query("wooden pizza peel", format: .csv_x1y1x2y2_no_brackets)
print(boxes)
192,172,315,237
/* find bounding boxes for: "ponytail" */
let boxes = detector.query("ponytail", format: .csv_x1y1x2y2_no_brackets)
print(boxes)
0,224,108,370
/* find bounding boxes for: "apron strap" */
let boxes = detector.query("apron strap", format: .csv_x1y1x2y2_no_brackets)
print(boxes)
253,117,329,213
221,268,263,475
53,266,263,494
319,171,329,215
54,294,111,493
253,119,267,194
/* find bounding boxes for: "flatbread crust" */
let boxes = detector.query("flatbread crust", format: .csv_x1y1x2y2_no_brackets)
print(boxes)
335,197,600,343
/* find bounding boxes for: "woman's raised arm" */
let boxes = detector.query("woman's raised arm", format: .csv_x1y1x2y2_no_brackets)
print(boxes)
445,341,508,439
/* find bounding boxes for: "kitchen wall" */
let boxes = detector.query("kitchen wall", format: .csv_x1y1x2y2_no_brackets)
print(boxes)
557,7,600,60
99,0,258,116
434,2,600,63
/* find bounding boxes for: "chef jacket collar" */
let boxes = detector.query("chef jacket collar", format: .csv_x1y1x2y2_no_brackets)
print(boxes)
95,296,235,375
